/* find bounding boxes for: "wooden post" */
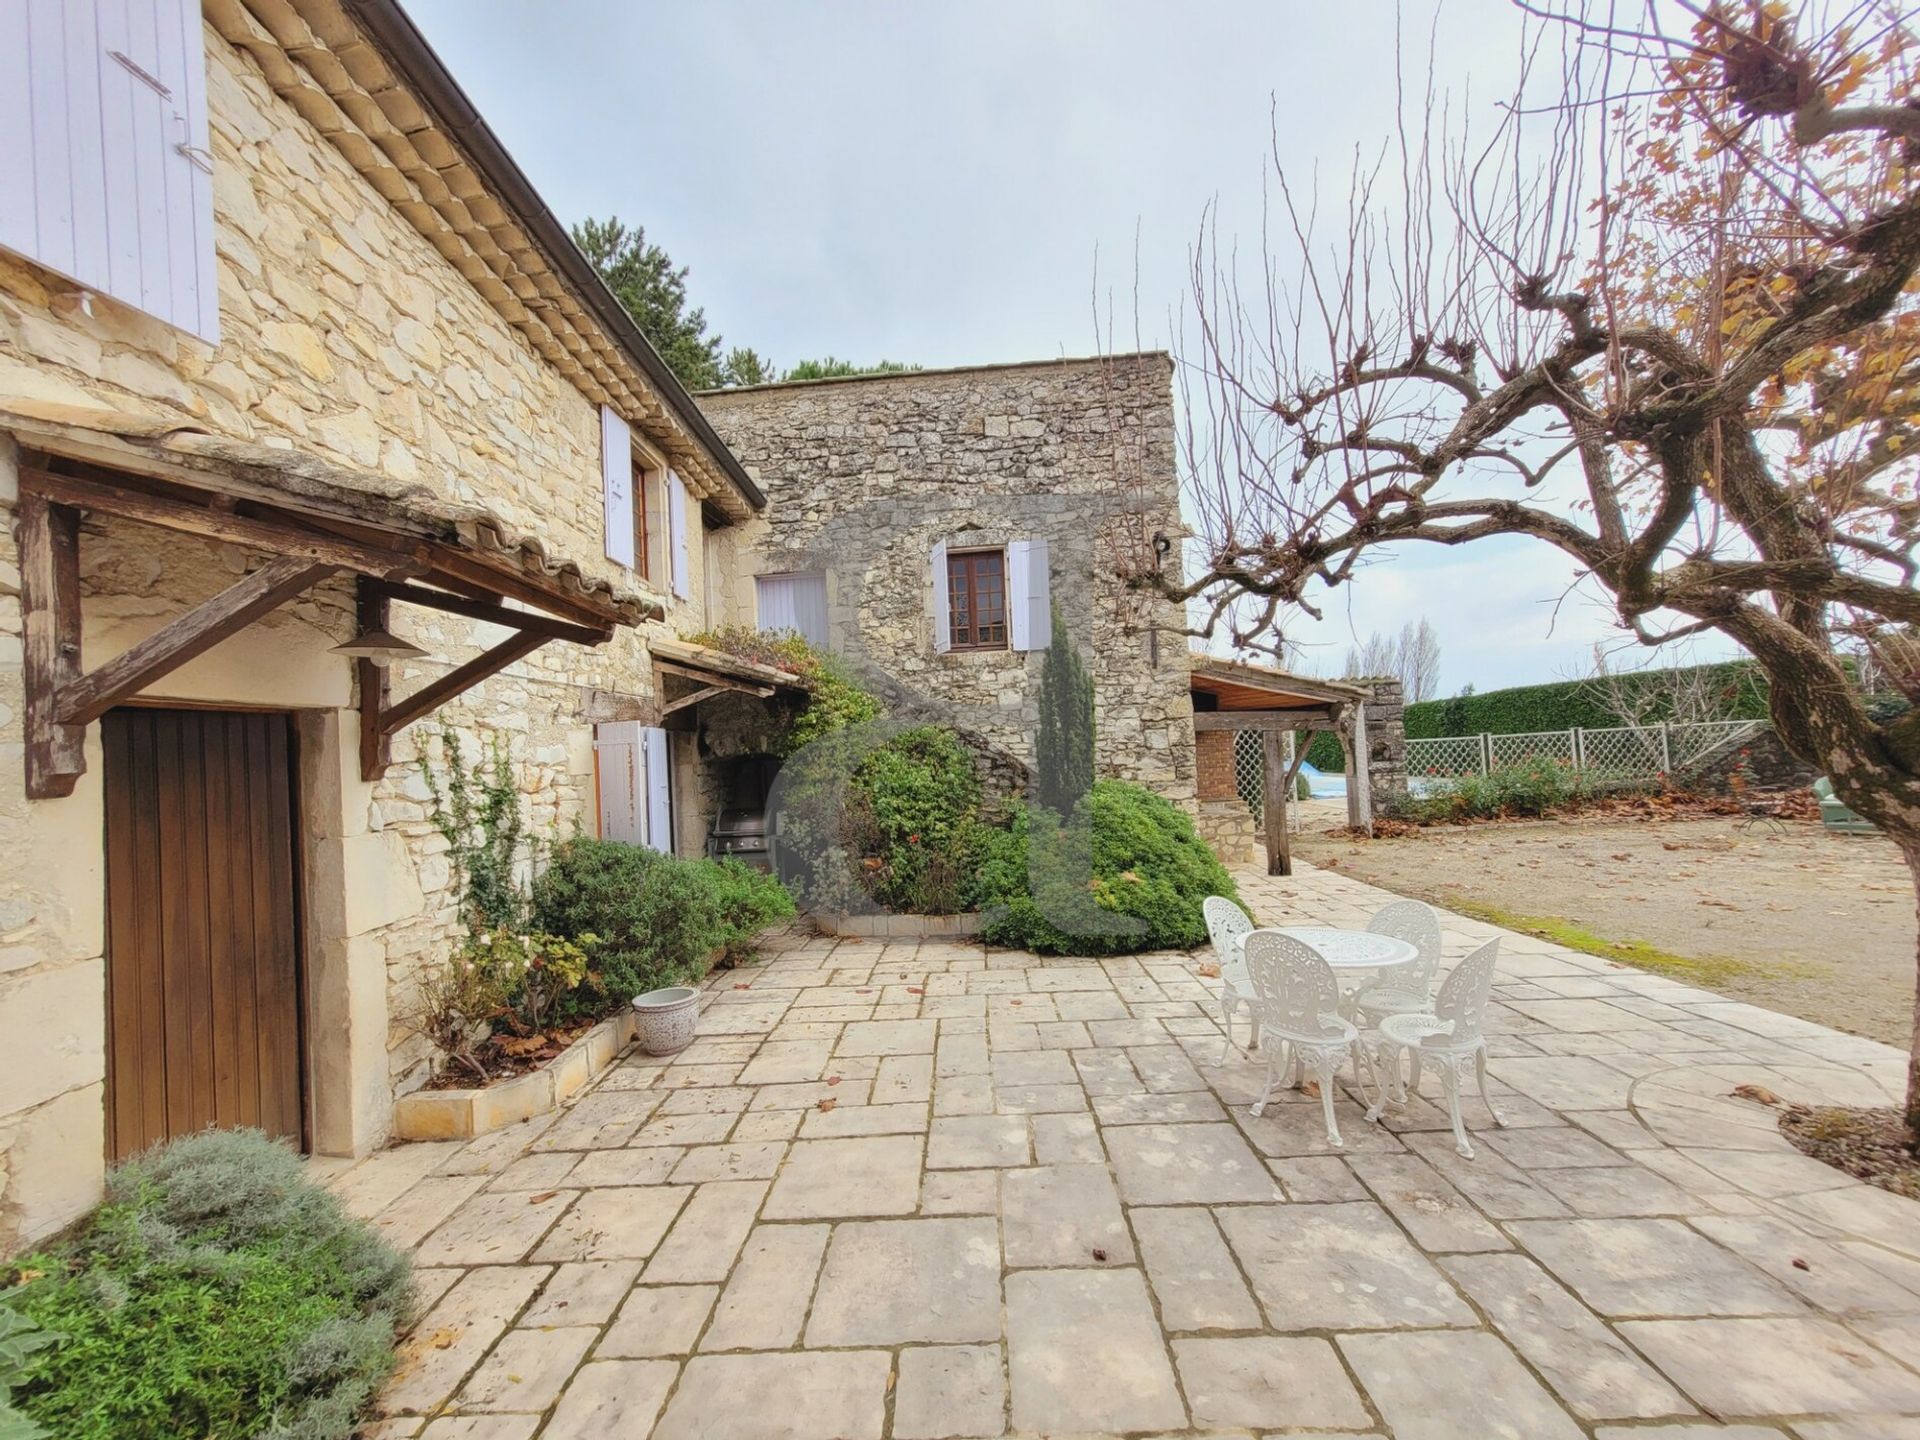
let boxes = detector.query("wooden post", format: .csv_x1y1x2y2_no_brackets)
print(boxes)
357,580,392,782
1262,726,1291,876
17,493,86,798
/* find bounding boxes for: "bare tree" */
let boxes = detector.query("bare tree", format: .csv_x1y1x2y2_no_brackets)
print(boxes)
1342,631,1401,680
1118,3,1920,1138
1342,619,1443,699
1579,645,1760,730
1398,619,1444,702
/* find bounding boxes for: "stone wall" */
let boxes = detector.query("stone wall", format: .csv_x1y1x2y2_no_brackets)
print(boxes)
1683,726,1816,794
1360,678,1409,809
1195,799,1256,868
0,25,744,1248
700,357,1197,809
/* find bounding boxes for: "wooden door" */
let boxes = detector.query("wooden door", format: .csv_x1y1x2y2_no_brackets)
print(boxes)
103,708,304,1161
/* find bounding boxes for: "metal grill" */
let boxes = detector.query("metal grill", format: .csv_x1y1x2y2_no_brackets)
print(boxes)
1234,729,1266,817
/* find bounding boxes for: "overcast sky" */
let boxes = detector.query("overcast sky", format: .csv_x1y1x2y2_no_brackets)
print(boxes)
406,0,1742,696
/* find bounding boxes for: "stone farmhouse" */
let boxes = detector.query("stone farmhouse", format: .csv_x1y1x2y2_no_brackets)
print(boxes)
0,0,1391,1250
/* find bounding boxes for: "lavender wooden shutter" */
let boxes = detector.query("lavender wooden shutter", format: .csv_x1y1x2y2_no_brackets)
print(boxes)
668,473,690,599
601,407,635,568
642,726,673,854
0,0,218,341
594,721,642,844
1007,539,1052,651
931,539,951,654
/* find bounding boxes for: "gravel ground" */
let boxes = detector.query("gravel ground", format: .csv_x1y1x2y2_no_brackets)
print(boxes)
1295,813,1917,1045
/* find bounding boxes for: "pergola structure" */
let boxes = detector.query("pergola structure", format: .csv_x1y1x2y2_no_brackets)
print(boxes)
1189,657,1373,875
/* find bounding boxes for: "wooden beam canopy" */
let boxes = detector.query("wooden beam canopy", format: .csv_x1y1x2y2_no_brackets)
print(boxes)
14,461,622,795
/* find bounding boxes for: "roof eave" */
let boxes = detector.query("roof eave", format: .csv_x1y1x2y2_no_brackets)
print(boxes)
338,0,766,514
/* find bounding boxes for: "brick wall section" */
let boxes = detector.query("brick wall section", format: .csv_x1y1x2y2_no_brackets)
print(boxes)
700,358,1197,810
1195,728,1239,802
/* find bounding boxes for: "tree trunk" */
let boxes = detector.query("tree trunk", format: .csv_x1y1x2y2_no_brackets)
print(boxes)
1905,841,1920,1145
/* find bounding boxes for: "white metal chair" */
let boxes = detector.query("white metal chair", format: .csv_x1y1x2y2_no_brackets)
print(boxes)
1365,936,1506,1157
1351,900,1444,1028
1203,895,1257,1064
1244,930,1372,1148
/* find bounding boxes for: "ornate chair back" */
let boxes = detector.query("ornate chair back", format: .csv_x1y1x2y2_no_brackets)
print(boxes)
1204,896,1254,958
1429,936,1501,1048
1243,930,1342,1042
1367,899,1443,996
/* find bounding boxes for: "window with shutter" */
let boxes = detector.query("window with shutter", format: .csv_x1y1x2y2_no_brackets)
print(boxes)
946,548,1009,651
755,572,829,647
0,0,218,342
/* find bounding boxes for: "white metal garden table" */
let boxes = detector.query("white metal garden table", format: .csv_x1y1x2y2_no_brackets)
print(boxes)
1267,925,1421,1017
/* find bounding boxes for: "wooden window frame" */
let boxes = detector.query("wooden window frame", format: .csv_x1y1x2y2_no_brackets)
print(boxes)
632,446,671,585
947,547,1009,652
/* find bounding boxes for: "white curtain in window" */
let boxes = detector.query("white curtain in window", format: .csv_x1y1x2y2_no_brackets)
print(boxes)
756,572,829,647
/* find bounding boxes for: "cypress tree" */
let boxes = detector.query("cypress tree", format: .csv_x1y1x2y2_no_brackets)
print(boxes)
1035,604,1095,815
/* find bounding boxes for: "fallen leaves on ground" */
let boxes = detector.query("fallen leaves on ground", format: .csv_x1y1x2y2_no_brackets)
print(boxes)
816,1097,838,1112
1197,962,1221,979
1732,1083,1783,1107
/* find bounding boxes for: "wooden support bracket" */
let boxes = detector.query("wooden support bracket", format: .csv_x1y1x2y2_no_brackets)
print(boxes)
660,684,727,717
15,492,336,798
56,558,338,729
17,494,85,799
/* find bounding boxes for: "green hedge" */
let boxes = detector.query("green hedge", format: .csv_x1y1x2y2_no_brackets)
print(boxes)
1404,661,1770,738
4,1130,411,1440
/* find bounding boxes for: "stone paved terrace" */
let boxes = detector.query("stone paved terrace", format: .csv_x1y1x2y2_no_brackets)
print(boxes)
329,862,1920,1440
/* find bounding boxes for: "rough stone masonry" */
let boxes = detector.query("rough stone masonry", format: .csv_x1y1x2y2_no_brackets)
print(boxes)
701,354,1198,809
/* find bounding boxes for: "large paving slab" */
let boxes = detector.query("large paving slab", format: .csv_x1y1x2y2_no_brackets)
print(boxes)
650,1351,892,1440
346,859,1920,1439
1103,1122,1279,1204
1217,1202,1479,1330
1005,1268,1187,1434
806,1216,1002,1346
1339,1328,1587,1440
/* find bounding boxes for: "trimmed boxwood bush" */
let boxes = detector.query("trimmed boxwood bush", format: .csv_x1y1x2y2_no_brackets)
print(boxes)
975,781,1241,955
2,1129,411,1440
530,838,794,1002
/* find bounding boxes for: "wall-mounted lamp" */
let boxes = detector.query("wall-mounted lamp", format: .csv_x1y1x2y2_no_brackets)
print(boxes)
330,628,428,665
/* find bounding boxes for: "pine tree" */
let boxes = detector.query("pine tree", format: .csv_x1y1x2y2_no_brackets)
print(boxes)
1035,605,1094,816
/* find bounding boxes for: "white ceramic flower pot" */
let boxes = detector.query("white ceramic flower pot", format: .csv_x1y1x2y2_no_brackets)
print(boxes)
631,986,701,1056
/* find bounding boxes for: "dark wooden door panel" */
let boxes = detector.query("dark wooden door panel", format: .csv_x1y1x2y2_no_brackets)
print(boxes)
103,708,303,1161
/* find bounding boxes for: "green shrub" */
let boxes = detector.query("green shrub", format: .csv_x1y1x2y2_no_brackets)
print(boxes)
776,724,988,915
3,1130,410,1440
530,839,793,1002
976,781,1241,955
1393,757,1593,822
849,727,985,914
687,625,883,754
